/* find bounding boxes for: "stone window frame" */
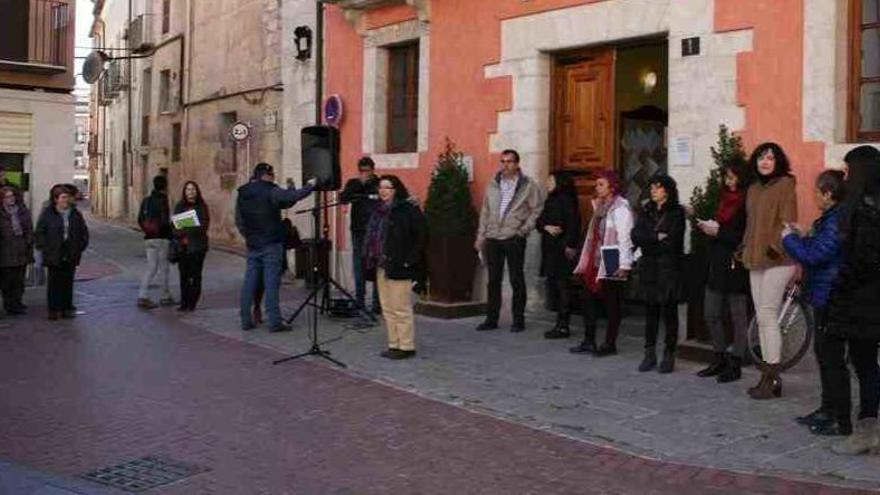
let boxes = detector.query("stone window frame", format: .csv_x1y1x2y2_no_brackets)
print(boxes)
362,19,430,169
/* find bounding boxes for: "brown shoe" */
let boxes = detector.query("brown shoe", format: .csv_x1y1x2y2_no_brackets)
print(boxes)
137,298,158,310
48,310,60,321
748,367,782,400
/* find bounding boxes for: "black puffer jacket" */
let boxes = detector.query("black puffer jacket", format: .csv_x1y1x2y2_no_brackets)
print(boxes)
536,190,581,279
631,201,686,304
34,206,89,268
828,196,880,340
380,200,427,280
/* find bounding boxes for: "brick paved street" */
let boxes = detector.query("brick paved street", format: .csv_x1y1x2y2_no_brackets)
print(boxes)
0,215,877,494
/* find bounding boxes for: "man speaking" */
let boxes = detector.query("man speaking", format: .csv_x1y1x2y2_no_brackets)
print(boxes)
236,162,315,332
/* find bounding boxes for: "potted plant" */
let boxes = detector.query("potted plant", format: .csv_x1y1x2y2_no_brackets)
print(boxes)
423,138,479,303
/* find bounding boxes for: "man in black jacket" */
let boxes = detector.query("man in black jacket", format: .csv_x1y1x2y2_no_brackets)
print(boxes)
236,163,315,332
137,175,174,309
339,156,380,314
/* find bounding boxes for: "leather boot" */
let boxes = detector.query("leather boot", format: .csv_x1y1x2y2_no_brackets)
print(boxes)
658,347,676,374
638,347,657,372
697,352,726,377
569,327,596,354
716,356,742,383
748,365,782,400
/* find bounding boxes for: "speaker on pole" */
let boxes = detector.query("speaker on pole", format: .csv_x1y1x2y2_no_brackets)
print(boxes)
301,125,341,191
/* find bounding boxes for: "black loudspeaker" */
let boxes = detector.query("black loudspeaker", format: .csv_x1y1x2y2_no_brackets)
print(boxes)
301,125,341,191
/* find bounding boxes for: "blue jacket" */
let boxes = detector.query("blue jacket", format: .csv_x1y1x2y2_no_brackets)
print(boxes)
782,206,842,308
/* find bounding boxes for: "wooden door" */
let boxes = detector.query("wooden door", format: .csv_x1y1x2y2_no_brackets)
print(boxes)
552,48,615,174
552,48,615,225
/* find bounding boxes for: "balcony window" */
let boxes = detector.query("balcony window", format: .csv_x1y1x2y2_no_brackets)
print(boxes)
386,42,419,153
0,0,70,69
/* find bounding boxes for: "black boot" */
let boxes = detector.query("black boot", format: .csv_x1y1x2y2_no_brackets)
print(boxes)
638,347,657,372
545,326,571,339
658,347,676,374
697,352,726,378
716,356,742,383
569,327,596,354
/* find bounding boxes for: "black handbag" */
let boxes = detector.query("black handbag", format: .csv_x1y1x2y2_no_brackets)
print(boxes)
168,238,182,264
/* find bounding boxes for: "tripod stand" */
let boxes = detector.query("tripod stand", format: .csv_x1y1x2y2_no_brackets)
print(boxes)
273,190,376,369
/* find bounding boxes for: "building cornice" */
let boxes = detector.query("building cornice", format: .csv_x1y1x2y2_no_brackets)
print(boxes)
326,0,429,33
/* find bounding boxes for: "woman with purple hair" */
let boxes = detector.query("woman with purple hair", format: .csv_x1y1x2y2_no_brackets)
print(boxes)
570,170,634,356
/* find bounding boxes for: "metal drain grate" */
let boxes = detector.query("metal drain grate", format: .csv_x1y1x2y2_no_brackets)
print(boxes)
82,456,209,492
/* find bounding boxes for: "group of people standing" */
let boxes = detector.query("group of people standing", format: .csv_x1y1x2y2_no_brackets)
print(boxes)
136,174,211,313
0,169,89,322
507,142,879,456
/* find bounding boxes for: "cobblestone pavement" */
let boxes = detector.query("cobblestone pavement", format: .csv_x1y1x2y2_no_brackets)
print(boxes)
0,214,876,494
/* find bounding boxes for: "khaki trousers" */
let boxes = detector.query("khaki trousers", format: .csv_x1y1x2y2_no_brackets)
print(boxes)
377,269,416,351
749,264,797,364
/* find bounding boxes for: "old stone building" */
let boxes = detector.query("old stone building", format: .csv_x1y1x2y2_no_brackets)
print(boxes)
89,0,289,244
0,0,76,217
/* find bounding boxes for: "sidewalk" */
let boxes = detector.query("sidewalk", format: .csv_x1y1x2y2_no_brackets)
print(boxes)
0,214,877,493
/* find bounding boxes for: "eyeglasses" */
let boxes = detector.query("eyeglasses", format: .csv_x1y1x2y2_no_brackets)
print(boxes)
500,159,517,164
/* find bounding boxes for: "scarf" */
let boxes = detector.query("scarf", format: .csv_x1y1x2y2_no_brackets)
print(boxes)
581,196,615,293
716,188,746,224
364,200,393,271
59,207,71,241
4,204,22,237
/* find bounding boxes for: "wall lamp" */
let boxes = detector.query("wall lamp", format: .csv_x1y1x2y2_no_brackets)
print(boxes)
294,26,313,61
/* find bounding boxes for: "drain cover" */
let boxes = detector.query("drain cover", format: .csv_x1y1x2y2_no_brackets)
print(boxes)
83,456,209,492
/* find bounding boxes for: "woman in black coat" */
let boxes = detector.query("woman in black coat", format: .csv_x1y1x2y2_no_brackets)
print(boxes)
365,175,427,360
825,146,880,455
694,160,751,382
0,186,33,315
173,181,210,311
34,184,89,320
631,174,686,374
537,171,581,339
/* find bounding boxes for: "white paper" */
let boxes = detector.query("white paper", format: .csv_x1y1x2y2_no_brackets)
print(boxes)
670,136,693,167
171,209,200,229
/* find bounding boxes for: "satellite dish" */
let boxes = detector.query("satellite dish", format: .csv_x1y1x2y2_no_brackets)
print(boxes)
82,51,108,84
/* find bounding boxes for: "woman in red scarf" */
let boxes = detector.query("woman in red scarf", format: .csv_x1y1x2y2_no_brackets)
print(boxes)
570,171,634,356
694,160,752,382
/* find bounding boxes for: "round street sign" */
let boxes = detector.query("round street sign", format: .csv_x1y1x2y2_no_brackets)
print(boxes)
230,121,250,142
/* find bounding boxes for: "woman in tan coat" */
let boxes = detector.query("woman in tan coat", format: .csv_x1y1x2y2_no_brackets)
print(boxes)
741,142,798,399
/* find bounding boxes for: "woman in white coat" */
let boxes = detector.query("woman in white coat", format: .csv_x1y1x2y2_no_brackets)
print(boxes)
570,171,634,356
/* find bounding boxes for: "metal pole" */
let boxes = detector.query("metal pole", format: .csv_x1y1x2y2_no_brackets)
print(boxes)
315,0,324,125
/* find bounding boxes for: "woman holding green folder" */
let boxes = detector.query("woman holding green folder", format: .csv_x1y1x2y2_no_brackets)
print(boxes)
173,181,210,311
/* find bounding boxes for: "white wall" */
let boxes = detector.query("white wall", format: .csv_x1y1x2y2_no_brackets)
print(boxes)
0,89,75,218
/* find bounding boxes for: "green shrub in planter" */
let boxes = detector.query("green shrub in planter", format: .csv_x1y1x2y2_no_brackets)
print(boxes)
423,138,479,302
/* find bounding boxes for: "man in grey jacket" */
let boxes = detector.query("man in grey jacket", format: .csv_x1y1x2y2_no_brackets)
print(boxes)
474,149,544,332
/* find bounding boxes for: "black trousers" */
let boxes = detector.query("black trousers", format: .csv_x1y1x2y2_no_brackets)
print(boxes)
47,264,75,312
812,307,834,413
583,280,624,346
825,335,880,424
549,276,572,327
0,266,27,310
485,237,527,325
645,302,679,350
178,252,206,309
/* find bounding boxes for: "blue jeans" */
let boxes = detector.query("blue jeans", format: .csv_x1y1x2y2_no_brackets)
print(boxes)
352,231,379,311
240,243,285,328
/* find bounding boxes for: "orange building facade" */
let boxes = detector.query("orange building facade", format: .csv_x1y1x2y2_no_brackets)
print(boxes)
323,0,879,227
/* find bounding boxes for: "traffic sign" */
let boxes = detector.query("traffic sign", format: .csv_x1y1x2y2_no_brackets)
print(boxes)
230,122,250,142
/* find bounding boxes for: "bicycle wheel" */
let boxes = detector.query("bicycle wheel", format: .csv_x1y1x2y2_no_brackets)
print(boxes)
747,287,814,371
